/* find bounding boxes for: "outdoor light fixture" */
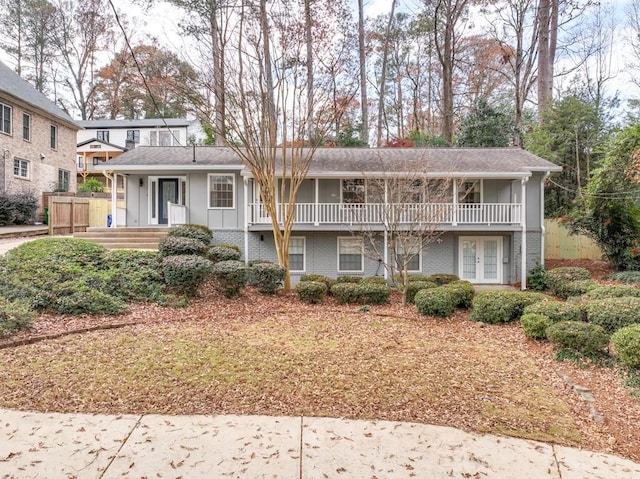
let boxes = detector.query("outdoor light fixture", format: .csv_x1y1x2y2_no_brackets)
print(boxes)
139,178,144,187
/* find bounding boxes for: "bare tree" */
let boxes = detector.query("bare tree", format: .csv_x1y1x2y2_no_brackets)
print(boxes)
375,0,397,146
357,0,369,144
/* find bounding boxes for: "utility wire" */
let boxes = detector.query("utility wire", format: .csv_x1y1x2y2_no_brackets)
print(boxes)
546,178,640,200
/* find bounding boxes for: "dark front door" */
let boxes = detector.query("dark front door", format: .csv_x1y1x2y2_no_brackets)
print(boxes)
158,178,179,225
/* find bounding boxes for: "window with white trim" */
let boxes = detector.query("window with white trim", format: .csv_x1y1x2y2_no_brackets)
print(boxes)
395,237,422,272
289,237,305,272
13,158,29,179
50,124,58,149
1,102,11,134
338,237,363,272
342,179,365,204
22,113,30,141
208,174,235,208
97,130,109,142
58,169,70,192
459,180,481,204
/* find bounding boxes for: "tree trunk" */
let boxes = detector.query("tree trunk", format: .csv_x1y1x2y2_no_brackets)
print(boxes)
211,3,225,145
358,0,368,144
305,0,314,139
376,0,397,146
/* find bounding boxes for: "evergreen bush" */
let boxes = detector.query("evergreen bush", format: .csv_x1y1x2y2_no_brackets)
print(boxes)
609,271,640,283
159,236,208,258
523,301,584,323
355,282,392,305
295,281,327,304
581,285,640,300
470,291,550,324
545,267,591,297
0,298,34,335
167,224,213,244
249,262,286,294
611,324,640,369
162,255,214,295
211,260,247,298
405,280,438,304
546,321,610,355
331,283,360,304
426,273,460,285
208,245,241,263
585,297,640,333
520,313,553,339
414,288,456,317
444,280,475,309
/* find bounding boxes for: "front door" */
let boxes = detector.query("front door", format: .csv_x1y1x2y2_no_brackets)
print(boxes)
158,178,179,225
459,236,502,284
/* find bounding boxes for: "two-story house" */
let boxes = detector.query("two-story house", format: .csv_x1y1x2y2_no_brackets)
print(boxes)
97,146,561,288
0,61,80,218
76,118,201,190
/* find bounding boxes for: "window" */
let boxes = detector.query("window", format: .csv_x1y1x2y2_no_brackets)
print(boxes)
209,174,235,208
13,158,29,178
149,131,158,146
395,238,422,272
159,130,171,146
342,179,365,204
289,237,306,272
338,237,363,272
58,169,70,192
1,102,11,134
77,156,84,168
96,130,109,142
126,129,140,148
22,113,30,141
92,156,105,166
50,125,57,149
459,180,481,204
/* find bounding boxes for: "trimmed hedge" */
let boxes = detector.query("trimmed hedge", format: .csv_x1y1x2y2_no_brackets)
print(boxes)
585,297,640,333
249,262,286,294
609,271,640,283
361,276,388,285
523,301,584,323
336,275,363,284
0,191,38,226
162,255,214,295
546,321,610,355
611,324,640,369
331,283,360,304
520,313,553,339
6,237,106,268
356,282,392,305
545,267,591,296
444,280,475,309
296,281,327,304
582,285,640,300
300,274,336,292
405,280,438,304
208,246,241,263
159,236,208,258
552,279,598,299
415,288,456,317
426,273,460,286
470,291,550,324
0,297,34,335
167,224,213,244
211,260,247,298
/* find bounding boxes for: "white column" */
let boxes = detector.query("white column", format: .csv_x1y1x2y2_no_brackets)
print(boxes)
384,179,389,280
521,176,529,290
452,179,458,226
540,172,549,266
243,177,249,265
111,172,117,228
314,178,319,226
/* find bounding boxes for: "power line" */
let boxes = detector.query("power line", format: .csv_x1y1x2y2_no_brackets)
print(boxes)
546,178,640,200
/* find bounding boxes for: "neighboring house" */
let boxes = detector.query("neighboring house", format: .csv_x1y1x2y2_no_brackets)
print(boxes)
0,61,80,217
98,146,561,287
76,118,201,190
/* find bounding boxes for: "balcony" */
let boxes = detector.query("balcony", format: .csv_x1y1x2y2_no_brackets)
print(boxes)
248,202,522,227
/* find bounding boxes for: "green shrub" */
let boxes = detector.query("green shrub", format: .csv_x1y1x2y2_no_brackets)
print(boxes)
405,280,438,304
162,255,214,295
361,276,388,285
523,301,584,323
207,245,241,263
406,274,433,283
520,313,553,339
296,281,327,304
582,285,640,300
103,250,166,302
219,242,241,252
611,324,640,369
426,273,459,285
249,262,286,294
6,237,107,268
545,267,591,296
331,283,360,304
159,236,208,258
527,263,547,291
0,298,34,335
355,282,392,305
52,285,128,315
585,297,640,333
546,321,610,355
300,274,336,292
470,291,550,324
552,279,598,299
414,288,456,317
167,224,213,244
336,275,363,284
0,191,38,225
211,260,247,298
609,271,640,283
77,178,104,193
444,280,475,309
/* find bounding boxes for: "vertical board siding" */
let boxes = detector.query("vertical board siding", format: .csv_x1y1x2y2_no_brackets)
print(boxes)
544,219,602,260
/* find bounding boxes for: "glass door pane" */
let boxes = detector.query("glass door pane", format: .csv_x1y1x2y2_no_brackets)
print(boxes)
483,239,498,280
462,240,477,281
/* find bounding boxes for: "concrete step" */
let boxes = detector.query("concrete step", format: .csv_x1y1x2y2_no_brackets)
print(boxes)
76,231,168,239
74,227,171,250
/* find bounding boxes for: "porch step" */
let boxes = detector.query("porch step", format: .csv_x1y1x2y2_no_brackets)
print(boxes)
74,227,171,250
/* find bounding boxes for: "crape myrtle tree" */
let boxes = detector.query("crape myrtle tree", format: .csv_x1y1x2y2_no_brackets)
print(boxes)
219,0,344,291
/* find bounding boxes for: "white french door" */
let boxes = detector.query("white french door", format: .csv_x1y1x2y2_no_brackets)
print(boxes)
459,236,502,284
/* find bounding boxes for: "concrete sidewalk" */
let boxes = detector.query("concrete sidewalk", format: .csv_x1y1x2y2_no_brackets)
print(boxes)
1,409,639,478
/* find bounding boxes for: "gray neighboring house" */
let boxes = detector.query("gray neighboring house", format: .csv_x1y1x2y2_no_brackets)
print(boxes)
98,146,561,287
0,61,80,218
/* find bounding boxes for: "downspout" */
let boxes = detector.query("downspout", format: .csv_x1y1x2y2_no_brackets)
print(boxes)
243,177,249,265
104,171,117,228
383,178,388,280
521,176,529,290
540,172,550,266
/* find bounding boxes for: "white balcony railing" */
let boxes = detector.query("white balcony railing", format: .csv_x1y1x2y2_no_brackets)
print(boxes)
248,203,521,226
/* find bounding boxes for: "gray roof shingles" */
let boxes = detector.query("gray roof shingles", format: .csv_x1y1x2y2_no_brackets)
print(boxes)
102,146,561,176
0,61,79,128
77,119,191,129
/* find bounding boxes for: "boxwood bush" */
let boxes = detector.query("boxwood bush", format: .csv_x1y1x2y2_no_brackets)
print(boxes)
211,260,247,298
208,245,241,263
520,313,553,339
444,280,475,309
300,274,336,292
582,285,640,300
52,284,128,315
585,297,640,333
360,276,388,285
426,273,460,286
546,321,610,355
355,282,392,305
545,267,591,296
523,301,584,323
470,291,550,324
159,236,208,258
249,262,286,294
331,283,360,304
611,324,640,369
296,281,327,304
609,271,640,283
167,224,213,244
336,275,363,284
552,279,598,299
162,255,214,295
405,280,438,304
0,297,34,335
414,288,456,317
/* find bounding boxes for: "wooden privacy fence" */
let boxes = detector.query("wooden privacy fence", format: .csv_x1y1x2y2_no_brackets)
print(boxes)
88,198,125,227
544,219,603,260
47,196,90,235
